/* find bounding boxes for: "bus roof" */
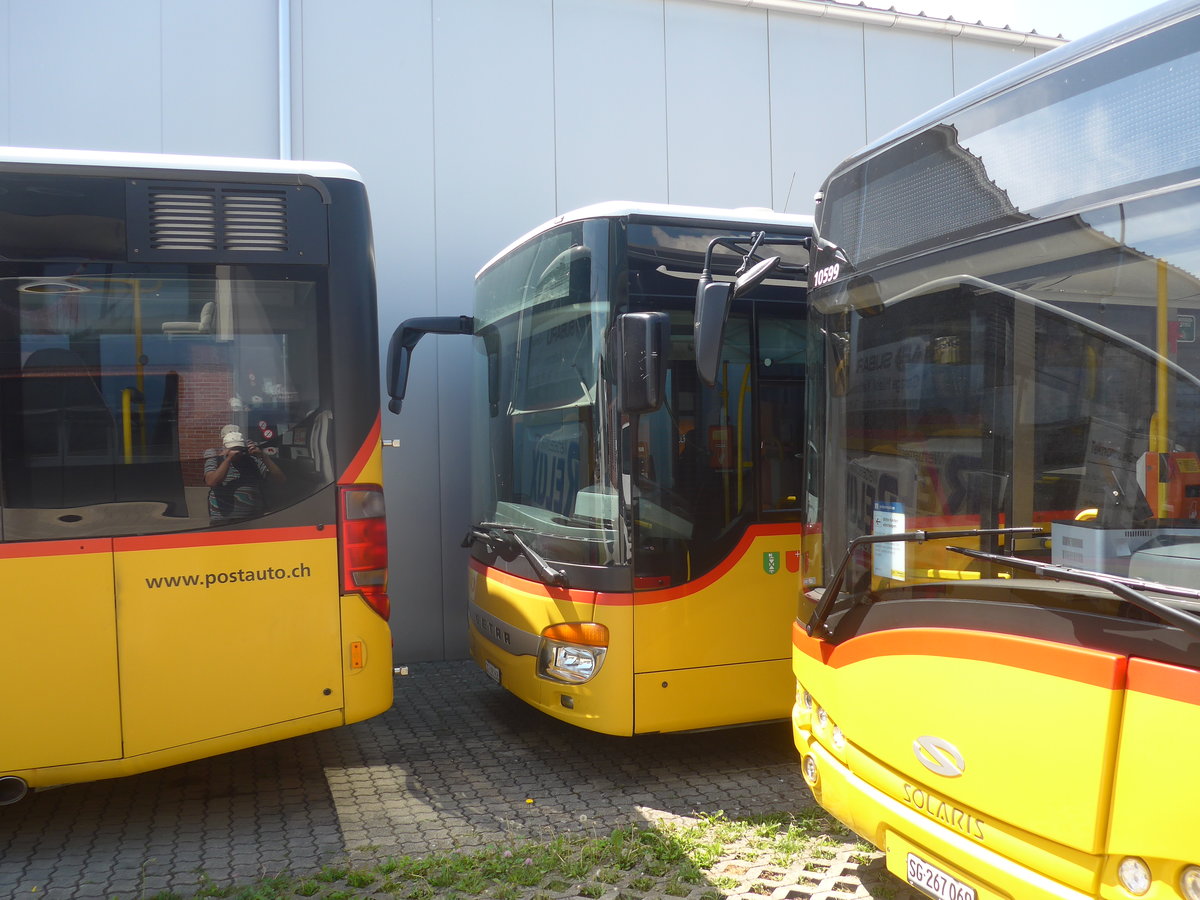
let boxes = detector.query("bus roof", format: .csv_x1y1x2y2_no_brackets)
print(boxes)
478,201,814,278
823,0,1197,188
0,146,363,183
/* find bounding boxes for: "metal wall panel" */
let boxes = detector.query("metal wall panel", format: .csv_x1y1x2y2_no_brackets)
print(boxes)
431,0,559,659
663,0,773,208
768,15,867,213
863,27,954,142
161,0,278,157
298,1,445,660
0,1,9,146
953,41,1037,96
8,0,161,152
553,0,669,210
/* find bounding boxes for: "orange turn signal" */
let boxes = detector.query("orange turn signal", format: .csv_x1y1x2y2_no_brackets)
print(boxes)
540,622,609,647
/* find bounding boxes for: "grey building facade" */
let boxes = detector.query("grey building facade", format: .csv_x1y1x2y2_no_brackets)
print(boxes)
0,0,1061,660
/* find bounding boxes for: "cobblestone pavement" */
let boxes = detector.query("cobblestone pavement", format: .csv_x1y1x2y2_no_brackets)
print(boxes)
0,661,922,900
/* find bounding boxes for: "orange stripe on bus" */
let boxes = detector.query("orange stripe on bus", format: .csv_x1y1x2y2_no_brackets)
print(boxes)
598,522,801,606
0,538,113,559
794,625,1126,690
792,620,835,664
469,521,799,607
114,525,331,552
1127,657,1200,705
340,414,381,484
469,557,599,605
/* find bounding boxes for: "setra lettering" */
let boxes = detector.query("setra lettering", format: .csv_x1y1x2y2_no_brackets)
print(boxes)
473,611,512,646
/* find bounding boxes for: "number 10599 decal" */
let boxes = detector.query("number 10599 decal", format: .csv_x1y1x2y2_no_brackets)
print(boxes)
811,262,841,286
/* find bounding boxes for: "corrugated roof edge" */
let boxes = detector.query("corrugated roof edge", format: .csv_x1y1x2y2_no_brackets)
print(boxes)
701,0,1067,48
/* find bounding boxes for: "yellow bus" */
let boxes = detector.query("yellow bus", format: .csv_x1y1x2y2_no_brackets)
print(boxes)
388,202,811,734
0,148,391,804
794,3,1200,897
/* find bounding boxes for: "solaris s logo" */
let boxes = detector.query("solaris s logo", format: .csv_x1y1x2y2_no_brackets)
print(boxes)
913,735,965,777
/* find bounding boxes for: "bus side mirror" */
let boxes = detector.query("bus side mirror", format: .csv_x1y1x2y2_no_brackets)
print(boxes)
386,315,473,414
734,256,781,300
479,324,501,417
694,256,780,387
614,311,669,415
694,279,733,389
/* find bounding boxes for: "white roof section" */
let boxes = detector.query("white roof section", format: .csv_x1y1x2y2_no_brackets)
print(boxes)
0,146,363,183
479,201,814,277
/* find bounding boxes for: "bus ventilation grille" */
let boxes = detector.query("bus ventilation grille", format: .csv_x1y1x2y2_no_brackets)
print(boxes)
147,187,289,253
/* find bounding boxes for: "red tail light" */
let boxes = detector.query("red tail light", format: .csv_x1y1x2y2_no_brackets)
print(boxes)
339,484,389,620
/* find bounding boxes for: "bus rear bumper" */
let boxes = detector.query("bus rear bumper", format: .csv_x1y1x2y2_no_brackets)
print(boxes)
792,725,1091,900
8,709,347,791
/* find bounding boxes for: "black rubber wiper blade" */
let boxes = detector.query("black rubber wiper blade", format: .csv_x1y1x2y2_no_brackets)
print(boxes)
806,526,1045,639
947,545,1200,640
461,521,535,549
461,523,569,589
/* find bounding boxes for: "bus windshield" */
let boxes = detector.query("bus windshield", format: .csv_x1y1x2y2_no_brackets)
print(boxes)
810,172,1200,624
471,216,810,581
471,220,619,569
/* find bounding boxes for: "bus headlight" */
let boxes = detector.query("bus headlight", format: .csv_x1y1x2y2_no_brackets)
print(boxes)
803,754,819,786
793,683,813,726
1181,865,1200,900
537,623,609,684
831,725,846,752
1117,857,1151,895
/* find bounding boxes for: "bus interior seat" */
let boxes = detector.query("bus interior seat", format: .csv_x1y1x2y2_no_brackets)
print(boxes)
161,300,215,335
13,347,117,507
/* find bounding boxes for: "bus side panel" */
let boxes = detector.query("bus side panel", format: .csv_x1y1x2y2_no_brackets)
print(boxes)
466,562,635,735
0,540,121,772
633,658,793,733
340,592,394,724
114,529,342,755
632,526,800,673
1104,658,1200,882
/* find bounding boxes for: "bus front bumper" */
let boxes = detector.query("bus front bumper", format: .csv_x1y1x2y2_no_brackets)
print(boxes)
467,615,634,736
792,724,1092,900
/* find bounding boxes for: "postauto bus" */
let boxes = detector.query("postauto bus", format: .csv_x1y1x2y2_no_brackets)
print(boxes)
795,3,1200,898
389,202,812,735
0,148,390,803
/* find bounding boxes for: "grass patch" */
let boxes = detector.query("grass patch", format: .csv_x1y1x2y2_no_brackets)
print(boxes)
176,811,851,899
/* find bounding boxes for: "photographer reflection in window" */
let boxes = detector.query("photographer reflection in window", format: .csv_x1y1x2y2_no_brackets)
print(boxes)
204,425,285,523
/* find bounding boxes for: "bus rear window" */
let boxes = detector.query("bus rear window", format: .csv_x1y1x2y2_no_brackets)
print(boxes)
0,267,331,540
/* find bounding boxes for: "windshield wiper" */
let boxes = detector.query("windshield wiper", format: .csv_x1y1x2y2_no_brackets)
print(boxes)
807,526,1045,639
947,546,1200,640
462,522,569,589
